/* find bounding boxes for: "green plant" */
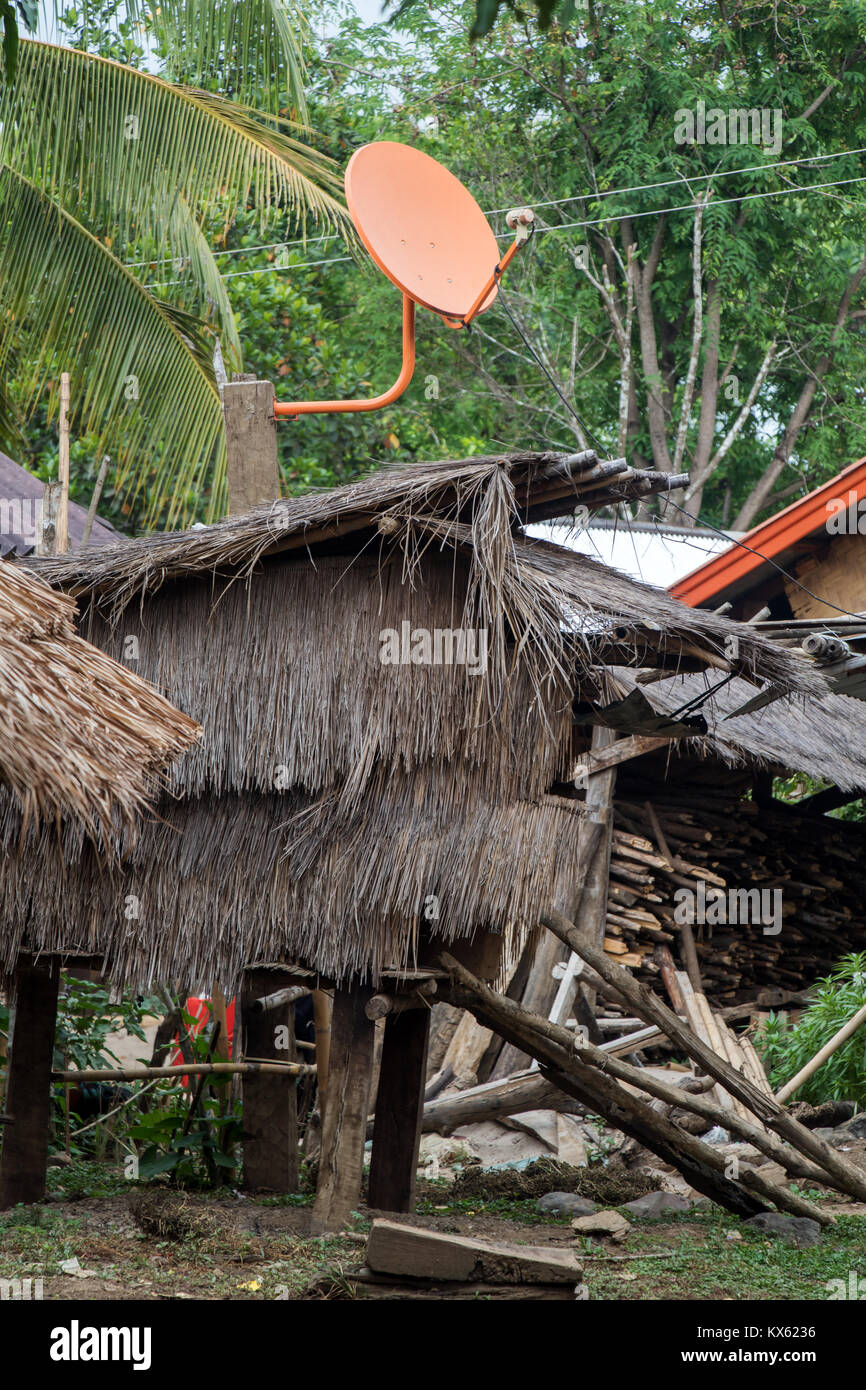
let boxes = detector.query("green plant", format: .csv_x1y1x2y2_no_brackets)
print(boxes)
755,953,866,1106
127,1009,242,1188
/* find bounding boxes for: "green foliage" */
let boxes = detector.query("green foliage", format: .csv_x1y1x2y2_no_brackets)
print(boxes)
53,974,154,1075
756,953,866,1105
126,1008,242,1188
0,0,348,527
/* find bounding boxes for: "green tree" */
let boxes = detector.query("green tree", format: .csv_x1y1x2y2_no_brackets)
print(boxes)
0,0,350,527
312,0,866,530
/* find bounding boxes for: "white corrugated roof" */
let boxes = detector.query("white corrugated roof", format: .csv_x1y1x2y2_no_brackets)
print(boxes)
525,517,739,590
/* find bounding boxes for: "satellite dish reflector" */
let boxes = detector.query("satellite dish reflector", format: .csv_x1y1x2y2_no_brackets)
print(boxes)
274,140,534,419
345,141,500,321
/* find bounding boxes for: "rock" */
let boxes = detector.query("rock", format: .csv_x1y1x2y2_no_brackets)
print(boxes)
537,1192,599,1217
837,1113,866,1141
789,1100,855,1130
620,1190,692,1218
742,1213,822,1248
555,1114,588,1167
572,1209,631,1242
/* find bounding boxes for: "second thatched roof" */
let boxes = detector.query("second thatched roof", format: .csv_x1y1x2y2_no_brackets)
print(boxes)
0,558,201,839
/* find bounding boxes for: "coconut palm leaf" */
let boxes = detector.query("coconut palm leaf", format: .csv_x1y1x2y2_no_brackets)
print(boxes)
143,0,310,118
1,40,349,238
145,193,245,373
0,165,227,527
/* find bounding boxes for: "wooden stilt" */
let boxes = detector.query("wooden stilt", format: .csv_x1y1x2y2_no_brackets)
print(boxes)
312,989,331,1121
239,968,298,1192
0,957,60,1209
311,984,375,1233
368,1006,430,1213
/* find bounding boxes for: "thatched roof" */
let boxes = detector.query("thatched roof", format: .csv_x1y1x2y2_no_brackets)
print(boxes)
8,454,829,987
618,671,866,792
0,558,201,839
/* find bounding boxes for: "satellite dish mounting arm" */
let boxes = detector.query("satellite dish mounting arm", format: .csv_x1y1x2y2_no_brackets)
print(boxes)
274,294,416,418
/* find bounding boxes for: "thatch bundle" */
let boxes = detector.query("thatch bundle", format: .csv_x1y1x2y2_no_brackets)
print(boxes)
8,454,827,988
0,558,200,840
620,671,866,791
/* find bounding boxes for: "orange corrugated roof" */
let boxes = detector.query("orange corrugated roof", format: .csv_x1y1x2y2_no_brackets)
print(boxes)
670,457,866,607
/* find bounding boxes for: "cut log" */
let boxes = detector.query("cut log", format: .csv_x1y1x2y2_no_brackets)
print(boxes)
419,1067,583,1135
366,1218,583,1284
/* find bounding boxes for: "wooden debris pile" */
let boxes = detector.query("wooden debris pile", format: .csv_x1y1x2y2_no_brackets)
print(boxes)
602,793,866,1003
438,910,866,1224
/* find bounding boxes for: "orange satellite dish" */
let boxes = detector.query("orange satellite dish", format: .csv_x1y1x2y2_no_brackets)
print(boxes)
345,141,500,322
274,141,533,419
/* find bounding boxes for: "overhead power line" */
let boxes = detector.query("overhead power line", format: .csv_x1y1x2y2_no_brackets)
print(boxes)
130,145,866,272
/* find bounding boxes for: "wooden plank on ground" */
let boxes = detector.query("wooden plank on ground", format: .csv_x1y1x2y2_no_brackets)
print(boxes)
366,1219,583,1284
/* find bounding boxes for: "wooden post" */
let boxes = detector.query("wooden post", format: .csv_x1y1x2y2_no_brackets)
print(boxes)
56,371,70,555
221,374,280,514
36,481,63,557
567,723,618,1021
312,989,331,1122
311,984,375,1233
0,957,60,1209
239,969,298,1192
368,1006,431,1212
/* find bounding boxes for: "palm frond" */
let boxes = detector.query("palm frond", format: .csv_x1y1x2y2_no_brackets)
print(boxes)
157,194,245,371
145,0,310,118
0,40,350,238
0,164,228,527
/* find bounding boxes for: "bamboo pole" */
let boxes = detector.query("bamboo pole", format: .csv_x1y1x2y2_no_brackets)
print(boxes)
56,372,70,556
775,1001,866,1103
53,1061,315,1082
80,455,110,551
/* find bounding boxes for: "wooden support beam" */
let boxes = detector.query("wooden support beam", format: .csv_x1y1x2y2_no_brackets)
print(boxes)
221,375,280,514
573,732,672,776
0,957,60,1209
311,984,376,1233
239,968,299,1192
368,1007,431,1213
312,989,331,1122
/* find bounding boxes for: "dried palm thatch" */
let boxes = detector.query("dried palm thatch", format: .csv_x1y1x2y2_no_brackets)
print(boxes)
0,786,589,987
0,558,201,840
8,454,827,986
628,671,866,792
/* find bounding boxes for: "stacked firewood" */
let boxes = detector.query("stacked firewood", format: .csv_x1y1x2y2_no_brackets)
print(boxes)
603,794,866,1004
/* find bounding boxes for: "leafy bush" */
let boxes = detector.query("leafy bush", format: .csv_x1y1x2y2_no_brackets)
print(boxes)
755,953,866,1106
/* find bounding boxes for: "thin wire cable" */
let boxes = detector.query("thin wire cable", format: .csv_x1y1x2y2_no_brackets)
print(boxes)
657,495,866,621
496,270,866,623
127,146,866,269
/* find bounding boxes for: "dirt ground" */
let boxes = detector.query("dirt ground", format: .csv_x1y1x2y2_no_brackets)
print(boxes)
2,1167,865,1301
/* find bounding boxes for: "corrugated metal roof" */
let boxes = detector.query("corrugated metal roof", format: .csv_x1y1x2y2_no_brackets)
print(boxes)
0,450,118,556
525,517,738,590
